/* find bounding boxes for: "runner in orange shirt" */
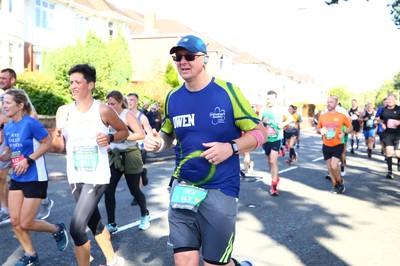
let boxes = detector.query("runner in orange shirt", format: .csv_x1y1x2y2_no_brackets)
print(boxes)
317,96,353,193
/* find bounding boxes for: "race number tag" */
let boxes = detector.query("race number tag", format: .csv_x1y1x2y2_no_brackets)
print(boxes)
73,145,99,172
366,119,374,128
266,126,278,139
326,128,336,140
11,151,24,169
387,119,398,129
170,183,208,212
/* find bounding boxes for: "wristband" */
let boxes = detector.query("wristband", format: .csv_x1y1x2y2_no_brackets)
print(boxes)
108,134,114,143
25,156,34,166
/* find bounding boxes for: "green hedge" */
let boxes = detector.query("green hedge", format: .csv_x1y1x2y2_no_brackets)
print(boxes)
15,72,72,115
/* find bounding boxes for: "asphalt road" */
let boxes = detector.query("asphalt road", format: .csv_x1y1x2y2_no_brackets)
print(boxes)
1,128,400,266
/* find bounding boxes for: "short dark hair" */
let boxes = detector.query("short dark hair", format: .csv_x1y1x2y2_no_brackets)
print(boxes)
127,92,139,99
267,90,277,97
68,64,96,83
1,68,17,80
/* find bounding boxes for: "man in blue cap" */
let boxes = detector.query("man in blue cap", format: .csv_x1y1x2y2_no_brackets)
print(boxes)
144,35,267,266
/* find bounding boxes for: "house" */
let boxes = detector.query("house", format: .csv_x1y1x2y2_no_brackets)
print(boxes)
0,0,324,110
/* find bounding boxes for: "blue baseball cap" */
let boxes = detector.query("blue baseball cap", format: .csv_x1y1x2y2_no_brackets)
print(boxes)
170,35,207,54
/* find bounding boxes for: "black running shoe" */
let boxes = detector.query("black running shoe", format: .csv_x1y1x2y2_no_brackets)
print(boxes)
367,149,372,158
386,172,394,179
325,175,331,180
337,180,345,193
350,148,355,154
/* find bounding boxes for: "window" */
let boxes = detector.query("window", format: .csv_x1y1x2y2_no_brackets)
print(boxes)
35,0,55,29
75,14,88,39
108,22,114,37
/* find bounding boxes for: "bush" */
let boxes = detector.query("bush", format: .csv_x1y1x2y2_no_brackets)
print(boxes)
16,72,71,115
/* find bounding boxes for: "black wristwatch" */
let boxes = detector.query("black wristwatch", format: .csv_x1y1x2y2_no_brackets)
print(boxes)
25,156,34,166
229,141,239,155
108,134,115,144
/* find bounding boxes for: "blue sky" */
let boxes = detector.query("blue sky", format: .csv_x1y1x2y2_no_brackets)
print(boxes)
114,0,400,93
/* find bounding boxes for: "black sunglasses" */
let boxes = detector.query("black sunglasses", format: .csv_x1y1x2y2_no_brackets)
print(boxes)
172,54,204,62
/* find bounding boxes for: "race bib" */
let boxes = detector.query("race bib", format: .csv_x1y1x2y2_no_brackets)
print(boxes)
11,151,24,169
387,119,398,129
351,114,358,120
73,145,99,172
266,126,278,139
366,119,374,128
170,183,208,212
326,128,336,140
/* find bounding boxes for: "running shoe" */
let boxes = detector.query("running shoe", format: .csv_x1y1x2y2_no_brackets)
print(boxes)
350,148,355,154
386,172,394,179
100,256,125,266
106,223,118,234
278,147,285,157
248,161,254,174
14,253,40,266
285,144,289,151
240,169,246,177
292,156,297,164
36,199,54,220
270,178,280,196
141,168,148,186
53,222,69,251
240,260,255,266
337,179,345,193
325,174,331,180
286,159,292,165
367,149,372,158
0,210,10,225
340,166,346,177
331,185,339,194
139,214,150,230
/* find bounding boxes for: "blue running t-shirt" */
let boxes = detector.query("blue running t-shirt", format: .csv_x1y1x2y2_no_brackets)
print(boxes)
162,77,259,197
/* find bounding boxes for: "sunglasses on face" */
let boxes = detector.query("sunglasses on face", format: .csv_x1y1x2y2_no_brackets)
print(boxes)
172,54,204,62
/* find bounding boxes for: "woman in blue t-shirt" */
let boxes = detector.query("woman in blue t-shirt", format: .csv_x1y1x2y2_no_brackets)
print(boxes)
0,89,68,265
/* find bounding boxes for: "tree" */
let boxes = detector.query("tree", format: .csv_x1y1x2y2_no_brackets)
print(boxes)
164,62,180,88
325,0,400,28
327,86,352,109
374,80,394,107
42,30,133,101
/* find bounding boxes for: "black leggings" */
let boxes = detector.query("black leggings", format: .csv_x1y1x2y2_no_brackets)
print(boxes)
105,166,148,224
70,183,107,247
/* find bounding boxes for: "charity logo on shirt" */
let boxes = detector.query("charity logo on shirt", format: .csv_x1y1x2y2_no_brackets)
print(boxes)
209,107,226,125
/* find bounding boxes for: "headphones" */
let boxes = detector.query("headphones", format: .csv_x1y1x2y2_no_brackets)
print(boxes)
204,56,208,64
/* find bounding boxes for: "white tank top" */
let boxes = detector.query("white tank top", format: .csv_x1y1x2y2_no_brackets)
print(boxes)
63,100,111,184
109,109,137,150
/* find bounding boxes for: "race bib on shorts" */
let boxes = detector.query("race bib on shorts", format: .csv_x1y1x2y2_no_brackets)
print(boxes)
73,145,99,172
170,183,208,212
11,151,24,169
